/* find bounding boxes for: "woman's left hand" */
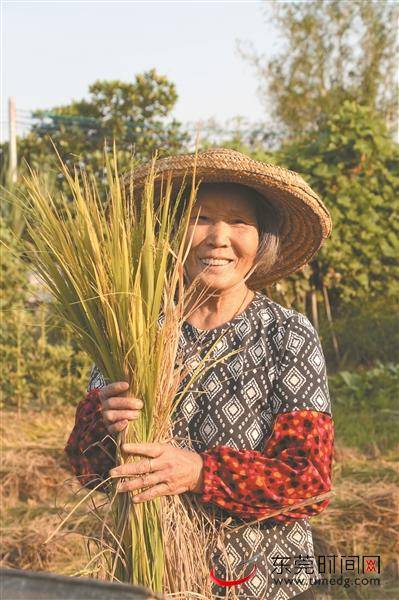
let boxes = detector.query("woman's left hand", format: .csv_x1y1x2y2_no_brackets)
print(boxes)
109,442,204,502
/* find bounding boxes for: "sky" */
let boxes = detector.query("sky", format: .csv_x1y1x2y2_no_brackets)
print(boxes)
1,0,282,143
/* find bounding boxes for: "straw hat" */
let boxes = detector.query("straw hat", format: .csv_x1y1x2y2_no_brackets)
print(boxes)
122,147,332,289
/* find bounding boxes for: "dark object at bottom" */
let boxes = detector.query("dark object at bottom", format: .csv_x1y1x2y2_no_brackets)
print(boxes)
0,568,165,600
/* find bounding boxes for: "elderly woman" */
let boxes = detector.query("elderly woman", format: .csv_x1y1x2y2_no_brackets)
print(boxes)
65,148,334,600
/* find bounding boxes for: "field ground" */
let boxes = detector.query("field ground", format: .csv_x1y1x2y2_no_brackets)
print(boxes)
1,408,398,599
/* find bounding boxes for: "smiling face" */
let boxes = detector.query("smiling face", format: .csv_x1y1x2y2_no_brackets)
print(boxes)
183,183,260,292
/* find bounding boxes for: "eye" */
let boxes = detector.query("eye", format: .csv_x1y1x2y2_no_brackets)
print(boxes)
232,219,246,225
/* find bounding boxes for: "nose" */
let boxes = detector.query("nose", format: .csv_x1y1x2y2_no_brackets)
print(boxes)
205,220,231,248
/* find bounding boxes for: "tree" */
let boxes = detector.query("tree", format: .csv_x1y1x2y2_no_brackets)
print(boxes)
277,100,399,308
0,69,189,190
238,0,398,139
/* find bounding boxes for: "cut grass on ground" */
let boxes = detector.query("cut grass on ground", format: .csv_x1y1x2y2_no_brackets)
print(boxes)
1,408,398,599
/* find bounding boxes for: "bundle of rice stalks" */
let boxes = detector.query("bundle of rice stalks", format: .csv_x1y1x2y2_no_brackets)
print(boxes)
8,143,240,598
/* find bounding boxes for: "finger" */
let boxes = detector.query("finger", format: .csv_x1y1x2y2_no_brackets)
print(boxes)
116,472,161,493
102,397,144,411
110,456,162,478
121,442,163,457
101,381,129,401
103,410,141,424
108,420,128,434
132,483,172,503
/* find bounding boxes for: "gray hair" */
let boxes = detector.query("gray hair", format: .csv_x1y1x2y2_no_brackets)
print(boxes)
250,187,281,277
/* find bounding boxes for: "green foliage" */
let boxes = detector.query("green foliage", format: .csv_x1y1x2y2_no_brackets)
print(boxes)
330,362,399,453
1,213,91,412
0,215,29,309
1,217,33,412
277,101,399,304
0,299,92,413
319,297,399,371
0,69,189,195
240,0,398,139
1,307,92,413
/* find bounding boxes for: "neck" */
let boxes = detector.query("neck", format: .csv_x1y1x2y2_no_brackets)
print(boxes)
184,283,254,329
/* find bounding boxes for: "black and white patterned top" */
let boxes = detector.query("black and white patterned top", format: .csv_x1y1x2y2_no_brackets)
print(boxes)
87,291,333,600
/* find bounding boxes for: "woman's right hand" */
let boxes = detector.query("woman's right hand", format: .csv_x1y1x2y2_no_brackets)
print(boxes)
99,381,144,435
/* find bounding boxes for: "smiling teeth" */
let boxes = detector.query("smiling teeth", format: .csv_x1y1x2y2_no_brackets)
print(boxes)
200,259,231,266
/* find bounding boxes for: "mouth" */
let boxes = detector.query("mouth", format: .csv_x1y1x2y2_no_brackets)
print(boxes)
199,258,235,269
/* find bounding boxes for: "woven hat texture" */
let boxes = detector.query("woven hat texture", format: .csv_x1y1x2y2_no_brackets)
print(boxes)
122,147,332,289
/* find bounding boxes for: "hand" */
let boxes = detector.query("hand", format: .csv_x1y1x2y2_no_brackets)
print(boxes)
99,381,144,435
109,442,204,502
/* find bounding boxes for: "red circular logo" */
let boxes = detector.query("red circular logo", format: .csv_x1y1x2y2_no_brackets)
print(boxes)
209,552,263,587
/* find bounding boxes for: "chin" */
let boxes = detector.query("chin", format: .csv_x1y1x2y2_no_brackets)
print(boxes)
196,273,239,291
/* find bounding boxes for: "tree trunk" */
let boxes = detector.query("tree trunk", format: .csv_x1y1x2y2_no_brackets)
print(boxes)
322,283,341,365
310,287,319,331
292,279,299,311
265,285,274,300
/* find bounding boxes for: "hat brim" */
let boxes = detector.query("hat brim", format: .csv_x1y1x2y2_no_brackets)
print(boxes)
121,148,332,289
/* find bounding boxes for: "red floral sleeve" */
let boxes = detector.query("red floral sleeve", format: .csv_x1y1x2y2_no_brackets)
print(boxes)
198,409,334,523
64,388,117,493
